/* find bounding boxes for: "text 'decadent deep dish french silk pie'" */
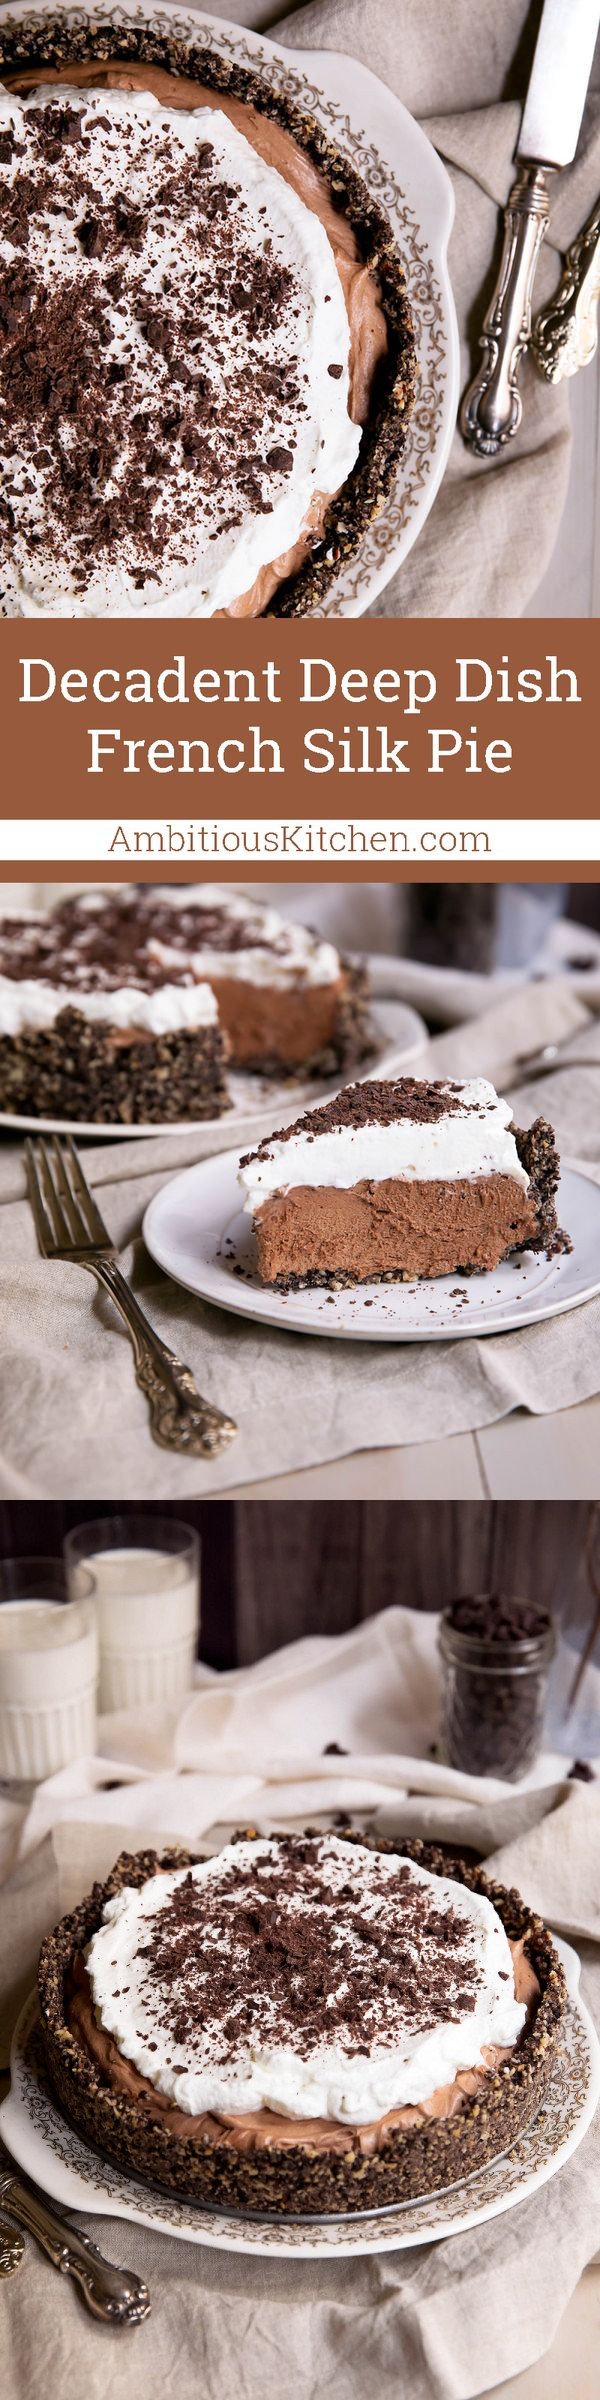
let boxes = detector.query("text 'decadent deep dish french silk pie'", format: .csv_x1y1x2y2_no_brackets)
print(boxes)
38,1832,567,2215
0,23,417,618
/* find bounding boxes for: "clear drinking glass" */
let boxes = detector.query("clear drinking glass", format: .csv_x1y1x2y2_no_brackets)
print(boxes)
64,1516,200,1711
0,1558,97,1787
439,1599,556,1781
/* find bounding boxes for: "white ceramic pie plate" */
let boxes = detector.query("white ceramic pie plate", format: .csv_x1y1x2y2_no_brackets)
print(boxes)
0,0,459,617
0,995,425,1140
0,1939,597,2258
142,1157,600,1342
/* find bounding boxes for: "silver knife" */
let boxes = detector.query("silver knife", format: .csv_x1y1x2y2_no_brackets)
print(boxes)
0,2140,150,2323
461,0,600,456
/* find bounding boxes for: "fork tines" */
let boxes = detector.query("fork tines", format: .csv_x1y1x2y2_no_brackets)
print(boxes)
25,1133,111,1259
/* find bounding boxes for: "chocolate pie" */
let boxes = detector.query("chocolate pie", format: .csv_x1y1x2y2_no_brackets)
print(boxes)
0,886,373,1123
238,1075,571,1286
38,1832,566,2215
0,21,416,618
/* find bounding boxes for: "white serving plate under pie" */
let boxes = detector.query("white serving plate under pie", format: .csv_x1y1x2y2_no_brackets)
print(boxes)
0,996,425,1141
142,1156,600,1343
0,0,459,617
0,1939,597,2258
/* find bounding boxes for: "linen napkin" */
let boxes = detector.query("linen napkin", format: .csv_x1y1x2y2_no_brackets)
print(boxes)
1,1604,598,1912
1,1605,599,2400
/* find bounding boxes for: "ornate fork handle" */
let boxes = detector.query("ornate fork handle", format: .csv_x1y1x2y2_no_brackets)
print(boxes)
85,1259,237,1459
0,2172,150,2323
461,164,553,456
0,2215,25,2276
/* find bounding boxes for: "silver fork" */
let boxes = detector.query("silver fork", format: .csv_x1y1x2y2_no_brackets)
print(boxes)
0,2141,150,2323
25,1135,237,1460
508,1041,600,1090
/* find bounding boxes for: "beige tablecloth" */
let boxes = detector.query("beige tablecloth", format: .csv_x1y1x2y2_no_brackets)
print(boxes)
0,1610,598,2400
0,979,599,1497
181,0,600,617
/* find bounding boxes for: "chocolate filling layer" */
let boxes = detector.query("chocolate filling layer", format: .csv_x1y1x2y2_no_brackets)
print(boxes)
208,974,344,1069
253,1174,541,1285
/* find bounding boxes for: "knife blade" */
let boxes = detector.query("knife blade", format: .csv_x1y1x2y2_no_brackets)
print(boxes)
520,0,599,168
461,0,600,455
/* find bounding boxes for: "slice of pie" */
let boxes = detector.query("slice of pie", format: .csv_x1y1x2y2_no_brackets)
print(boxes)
238,1075,571,1286
38,1831,567,2215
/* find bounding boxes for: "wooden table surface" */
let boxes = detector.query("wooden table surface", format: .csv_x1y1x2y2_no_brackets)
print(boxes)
223,1394,600,1500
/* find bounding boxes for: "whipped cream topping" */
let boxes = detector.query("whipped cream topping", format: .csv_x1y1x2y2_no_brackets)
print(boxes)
0,889,340,1024
145,887,340,989
239,1077,530,1212
0,85,361,617
84,1836,527,2125
0,974,217,1037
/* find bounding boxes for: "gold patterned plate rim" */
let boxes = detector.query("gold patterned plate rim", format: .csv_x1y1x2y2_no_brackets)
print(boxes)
1,1938,598,2258
0,0,459,619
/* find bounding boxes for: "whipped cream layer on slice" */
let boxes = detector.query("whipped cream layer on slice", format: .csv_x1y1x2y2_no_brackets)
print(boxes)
239,1077,530,1214
0,85,361,617
84,1835,527,2126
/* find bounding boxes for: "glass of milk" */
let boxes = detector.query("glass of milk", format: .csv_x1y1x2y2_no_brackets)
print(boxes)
0,1559,97,1785
64,1517,200,1712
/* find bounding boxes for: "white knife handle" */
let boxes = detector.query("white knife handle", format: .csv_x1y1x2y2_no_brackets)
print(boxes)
461,164,552,457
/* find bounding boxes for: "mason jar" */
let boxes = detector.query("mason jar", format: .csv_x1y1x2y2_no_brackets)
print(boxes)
439,1598,556,1781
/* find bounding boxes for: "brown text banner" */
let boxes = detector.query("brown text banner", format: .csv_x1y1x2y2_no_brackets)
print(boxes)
1,618,598,879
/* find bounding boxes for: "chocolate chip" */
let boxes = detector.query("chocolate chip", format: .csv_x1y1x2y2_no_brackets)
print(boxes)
266,444,294,473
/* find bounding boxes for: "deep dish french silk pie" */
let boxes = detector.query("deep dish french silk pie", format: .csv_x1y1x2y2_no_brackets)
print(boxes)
38,1831,567,2214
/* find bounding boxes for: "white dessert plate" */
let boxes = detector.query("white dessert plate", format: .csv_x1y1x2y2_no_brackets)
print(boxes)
142,1158,600,1343
1,1939,597,2258
0,996,425,1142
0,0,459,616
